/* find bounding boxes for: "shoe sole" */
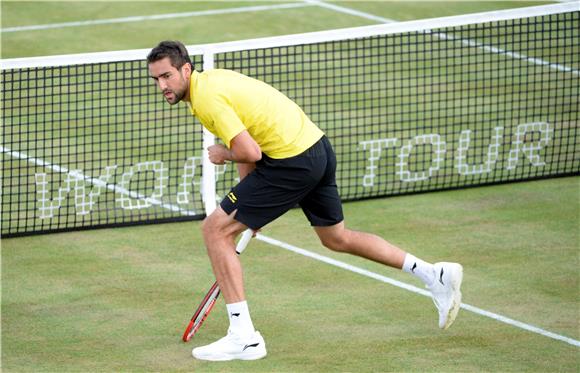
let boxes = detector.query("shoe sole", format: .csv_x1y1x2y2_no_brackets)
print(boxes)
192,331,267,362
442,264,463,330
192,349,267,361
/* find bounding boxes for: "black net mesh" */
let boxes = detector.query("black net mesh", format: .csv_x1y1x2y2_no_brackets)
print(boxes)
2,56,206,236
2,10,578,237
215,11,579,201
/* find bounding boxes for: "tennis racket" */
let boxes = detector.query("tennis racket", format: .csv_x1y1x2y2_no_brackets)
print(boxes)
182,229,253,342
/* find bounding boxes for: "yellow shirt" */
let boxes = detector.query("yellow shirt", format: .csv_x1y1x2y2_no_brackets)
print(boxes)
187,69,323,159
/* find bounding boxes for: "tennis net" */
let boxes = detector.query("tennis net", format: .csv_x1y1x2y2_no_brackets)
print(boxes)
1,3,578,237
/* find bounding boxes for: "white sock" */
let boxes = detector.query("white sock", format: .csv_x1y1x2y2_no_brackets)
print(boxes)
226,301,255,339
402,253,435,287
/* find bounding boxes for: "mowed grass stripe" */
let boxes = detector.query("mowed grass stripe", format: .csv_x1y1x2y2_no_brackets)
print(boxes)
0,2,314,33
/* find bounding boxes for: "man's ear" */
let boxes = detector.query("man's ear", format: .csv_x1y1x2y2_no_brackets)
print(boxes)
181,62,192,78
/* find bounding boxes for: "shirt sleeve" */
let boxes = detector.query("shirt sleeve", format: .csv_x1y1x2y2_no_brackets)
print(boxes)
211,105,246,148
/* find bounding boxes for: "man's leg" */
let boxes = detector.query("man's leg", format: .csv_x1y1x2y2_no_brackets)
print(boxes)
201,207,248,303
313,221,407,269
313,221,463,329
192,207,267,361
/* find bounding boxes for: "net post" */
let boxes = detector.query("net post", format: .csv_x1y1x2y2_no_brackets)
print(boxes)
201,51,217,215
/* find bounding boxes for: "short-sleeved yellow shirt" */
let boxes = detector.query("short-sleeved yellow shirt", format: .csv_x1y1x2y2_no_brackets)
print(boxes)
187,69,324,159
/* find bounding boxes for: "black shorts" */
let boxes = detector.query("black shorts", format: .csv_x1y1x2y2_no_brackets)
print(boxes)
220,136,344,230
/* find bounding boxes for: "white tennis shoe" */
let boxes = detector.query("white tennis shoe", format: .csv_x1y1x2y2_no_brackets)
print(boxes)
428,262,463,330
192,330,267,361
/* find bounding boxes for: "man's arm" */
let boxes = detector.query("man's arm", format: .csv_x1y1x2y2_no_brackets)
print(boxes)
207,130,261,167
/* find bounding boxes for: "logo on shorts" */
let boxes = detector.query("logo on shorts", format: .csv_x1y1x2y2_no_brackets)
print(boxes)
227,192,238,204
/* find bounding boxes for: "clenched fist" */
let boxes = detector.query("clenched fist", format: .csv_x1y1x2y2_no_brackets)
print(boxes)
207,144,232,165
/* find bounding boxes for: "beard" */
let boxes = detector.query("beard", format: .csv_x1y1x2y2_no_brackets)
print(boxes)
163,86,186,105
163,73,188,105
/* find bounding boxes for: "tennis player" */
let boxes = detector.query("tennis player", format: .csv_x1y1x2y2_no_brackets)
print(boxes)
147,40,463,362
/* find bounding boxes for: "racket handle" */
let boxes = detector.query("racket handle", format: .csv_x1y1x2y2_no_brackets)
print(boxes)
235,229,253,255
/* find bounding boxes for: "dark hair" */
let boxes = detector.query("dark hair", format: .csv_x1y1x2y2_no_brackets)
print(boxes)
147,40,193,70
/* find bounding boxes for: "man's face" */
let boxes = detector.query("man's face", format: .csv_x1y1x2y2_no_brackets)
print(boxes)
148,57,190,105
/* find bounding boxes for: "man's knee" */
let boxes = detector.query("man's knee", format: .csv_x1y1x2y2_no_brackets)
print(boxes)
201,212,219,239
319,231,350,253
201,208,245,243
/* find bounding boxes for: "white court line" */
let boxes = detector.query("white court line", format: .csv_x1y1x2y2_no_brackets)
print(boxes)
306,0,579,76
304,0,396,24
256,234,580,348
3,144,579,347
0,3,313,33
